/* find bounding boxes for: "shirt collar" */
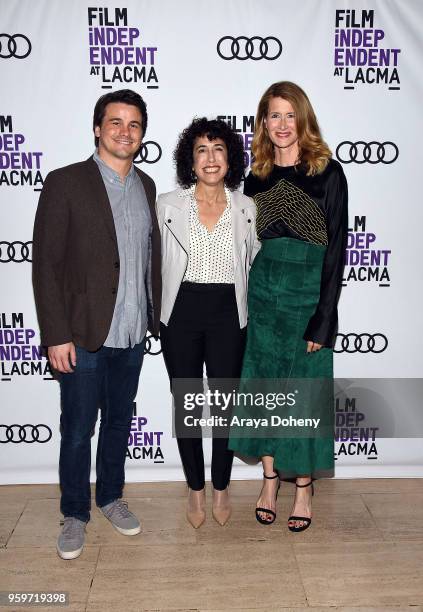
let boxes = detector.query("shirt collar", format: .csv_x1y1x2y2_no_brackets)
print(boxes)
93,149,135,184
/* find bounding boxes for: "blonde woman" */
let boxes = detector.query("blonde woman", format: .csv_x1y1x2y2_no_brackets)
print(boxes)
229,82,348,532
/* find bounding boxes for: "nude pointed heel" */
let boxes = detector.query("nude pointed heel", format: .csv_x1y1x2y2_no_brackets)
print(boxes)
212,487,231,526
186,488,206,529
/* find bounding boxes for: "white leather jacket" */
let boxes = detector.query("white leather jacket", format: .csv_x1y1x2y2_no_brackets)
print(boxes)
156,188,261,328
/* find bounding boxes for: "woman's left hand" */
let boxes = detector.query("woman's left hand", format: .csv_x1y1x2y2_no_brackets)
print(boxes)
306,341,323,353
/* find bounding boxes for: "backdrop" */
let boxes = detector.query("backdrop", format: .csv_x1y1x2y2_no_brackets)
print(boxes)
1,0,422,484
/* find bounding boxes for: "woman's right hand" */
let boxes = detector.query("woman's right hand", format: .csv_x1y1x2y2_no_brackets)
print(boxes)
306,341,322,353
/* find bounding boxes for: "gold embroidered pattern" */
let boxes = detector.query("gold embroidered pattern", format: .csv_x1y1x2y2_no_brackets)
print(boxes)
255,178,328,245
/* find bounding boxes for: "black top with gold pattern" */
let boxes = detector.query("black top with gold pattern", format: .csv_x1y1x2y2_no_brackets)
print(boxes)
244,159,348,347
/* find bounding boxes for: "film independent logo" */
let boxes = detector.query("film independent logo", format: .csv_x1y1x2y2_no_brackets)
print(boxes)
133,141,162,165
0,241,32,263
336,141,399,164
0,424,52,444
217,36,282,61
334,333,388,354
0,33,31,59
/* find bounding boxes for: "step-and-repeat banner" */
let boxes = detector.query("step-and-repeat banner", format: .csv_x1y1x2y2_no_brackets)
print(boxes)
1,0,422,483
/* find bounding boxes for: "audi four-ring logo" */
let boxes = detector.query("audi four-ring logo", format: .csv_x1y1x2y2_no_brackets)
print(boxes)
0,424,52,444
144,334,162,356
0,241,32,263
336,141,399,164
334,333,388,354
133,141,162,165
217,36,282,60
0,33,32,59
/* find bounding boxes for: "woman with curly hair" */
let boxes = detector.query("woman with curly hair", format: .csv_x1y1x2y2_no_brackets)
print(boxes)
229,82,348,532
157,118,260,528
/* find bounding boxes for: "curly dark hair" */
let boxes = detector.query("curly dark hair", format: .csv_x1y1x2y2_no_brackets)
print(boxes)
174,117,245,189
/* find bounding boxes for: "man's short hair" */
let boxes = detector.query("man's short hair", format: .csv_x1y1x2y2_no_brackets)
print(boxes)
93,89,148,146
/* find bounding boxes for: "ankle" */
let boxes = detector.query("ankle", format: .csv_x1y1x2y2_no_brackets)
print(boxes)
212,488,230,507
188,488,205,503
296,476,313,487
188,487,205,495
263,471,279,480
212,486,229,496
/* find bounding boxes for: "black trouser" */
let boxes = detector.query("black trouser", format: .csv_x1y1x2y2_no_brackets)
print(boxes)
160,282,247,491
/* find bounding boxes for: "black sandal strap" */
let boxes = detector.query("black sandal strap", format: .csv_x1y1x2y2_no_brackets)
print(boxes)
295,480,313,488
288,515,311,523
263,473,279,480
256,507,276,518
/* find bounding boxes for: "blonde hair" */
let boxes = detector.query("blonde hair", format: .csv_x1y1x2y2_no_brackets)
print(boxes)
251,81,332,178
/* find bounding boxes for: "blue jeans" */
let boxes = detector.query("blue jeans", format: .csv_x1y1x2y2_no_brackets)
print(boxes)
59,341,145,522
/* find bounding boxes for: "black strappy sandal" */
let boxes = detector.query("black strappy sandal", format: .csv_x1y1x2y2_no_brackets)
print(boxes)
288,479,314,532
255,472,280,525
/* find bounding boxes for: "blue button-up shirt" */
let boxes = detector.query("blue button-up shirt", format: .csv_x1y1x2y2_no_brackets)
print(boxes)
94,150,152,348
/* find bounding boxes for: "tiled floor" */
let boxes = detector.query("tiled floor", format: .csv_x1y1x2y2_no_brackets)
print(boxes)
1,479,423,611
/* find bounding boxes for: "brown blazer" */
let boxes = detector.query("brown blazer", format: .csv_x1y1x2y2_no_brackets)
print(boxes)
32,156,161,351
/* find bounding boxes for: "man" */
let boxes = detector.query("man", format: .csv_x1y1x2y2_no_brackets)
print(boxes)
33,89,161,560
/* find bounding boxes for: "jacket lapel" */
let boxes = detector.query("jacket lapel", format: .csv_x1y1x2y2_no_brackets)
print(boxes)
84,156,118,244
231,190,253,270
163,188,253,264
165,191,190,252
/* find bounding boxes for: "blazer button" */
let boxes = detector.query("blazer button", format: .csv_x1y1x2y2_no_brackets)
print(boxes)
111,288,117,295
247,219,251,223
167,219,172,223
114,261,120,269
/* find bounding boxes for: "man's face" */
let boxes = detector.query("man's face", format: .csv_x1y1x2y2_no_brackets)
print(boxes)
94,102,143,162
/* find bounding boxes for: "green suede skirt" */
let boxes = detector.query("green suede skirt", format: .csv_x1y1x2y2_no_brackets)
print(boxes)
229,237,334,478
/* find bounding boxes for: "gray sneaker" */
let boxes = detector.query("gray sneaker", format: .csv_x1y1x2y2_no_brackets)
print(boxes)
57,517,86,560
100,499,141,535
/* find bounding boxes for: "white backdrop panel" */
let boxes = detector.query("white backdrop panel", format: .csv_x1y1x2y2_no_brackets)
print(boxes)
1,0,422,483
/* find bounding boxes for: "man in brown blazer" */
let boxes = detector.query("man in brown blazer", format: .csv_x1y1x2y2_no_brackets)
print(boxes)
33,89,161,560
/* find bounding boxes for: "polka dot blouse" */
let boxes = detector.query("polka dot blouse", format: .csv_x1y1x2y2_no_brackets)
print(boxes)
184,185,234,283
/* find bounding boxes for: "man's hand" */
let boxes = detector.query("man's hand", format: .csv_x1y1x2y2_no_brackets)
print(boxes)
48,342,76,373
306,341,323,353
